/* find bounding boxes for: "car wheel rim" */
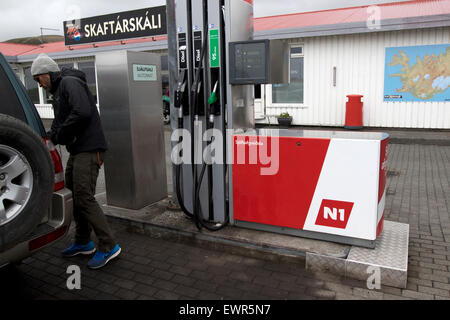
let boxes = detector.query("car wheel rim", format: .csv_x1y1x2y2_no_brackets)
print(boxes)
0,144,33,226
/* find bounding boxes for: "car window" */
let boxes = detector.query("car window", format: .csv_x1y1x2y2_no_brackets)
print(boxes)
0,53,46,137
0,59,28,122
23,67,40,104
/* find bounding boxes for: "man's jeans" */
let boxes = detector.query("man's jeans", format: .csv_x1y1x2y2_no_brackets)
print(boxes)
65,151,116,252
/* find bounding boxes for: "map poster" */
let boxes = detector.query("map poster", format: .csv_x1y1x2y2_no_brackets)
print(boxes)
384,44,450,102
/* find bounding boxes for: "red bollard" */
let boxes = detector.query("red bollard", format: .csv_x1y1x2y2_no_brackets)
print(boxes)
345,94,363,129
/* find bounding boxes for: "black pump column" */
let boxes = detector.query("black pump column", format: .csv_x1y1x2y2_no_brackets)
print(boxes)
173,0,195,213
169,0,255,228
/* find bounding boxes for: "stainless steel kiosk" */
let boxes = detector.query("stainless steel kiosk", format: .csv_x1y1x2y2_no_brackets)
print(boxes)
96,50,167,210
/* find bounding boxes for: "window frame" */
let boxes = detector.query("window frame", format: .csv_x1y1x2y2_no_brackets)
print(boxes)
75,60,98,105
266,43,305,108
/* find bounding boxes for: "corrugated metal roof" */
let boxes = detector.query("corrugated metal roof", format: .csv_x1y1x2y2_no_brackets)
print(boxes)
254,0,450,31
0,36,167,58
0,42,41,56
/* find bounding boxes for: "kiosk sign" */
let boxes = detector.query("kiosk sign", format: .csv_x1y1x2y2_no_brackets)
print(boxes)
63,6,167,46
133,64,157,81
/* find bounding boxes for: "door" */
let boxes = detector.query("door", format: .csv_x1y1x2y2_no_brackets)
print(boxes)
254,84,266,120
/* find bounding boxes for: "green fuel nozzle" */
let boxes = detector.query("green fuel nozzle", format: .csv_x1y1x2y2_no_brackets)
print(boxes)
208,81,218,105
208,81,219,123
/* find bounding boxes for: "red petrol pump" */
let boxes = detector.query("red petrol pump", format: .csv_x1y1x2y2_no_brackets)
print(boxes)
231,130,388,248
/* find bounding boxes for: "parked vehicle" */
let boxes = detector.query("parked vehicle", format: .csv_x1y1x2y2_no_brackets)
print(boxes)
0,52,72,267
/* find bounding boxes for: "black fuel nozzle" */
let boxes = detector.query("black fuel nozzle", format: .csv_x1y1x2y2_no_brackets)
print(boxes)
191,78,203,117
175,70,187,119
175,70,186,108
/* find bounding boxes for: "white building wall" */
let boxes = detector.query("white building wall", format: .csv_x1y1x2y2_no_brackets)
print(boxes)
263,27,450,129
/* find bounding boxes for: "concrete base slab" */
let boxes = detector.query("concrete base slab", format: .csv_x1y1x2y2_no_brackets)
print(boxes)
101,197,348,261
100,197,409,288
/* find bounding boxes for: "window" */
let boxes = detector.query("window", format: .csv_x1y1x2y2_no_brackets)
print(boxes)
77,61,97,103
23,67,39,104
59,63,74,70
162,74,169,95
0,62,27,121
10,64,21,82
272,45,304,104
161,55,169,95
161,55,168,71
255,84,261,99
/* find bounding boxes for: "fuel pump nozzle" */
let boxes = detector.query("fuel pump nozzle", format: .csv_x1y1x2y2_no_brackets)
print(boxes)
175,70,187,119
208,81,218,123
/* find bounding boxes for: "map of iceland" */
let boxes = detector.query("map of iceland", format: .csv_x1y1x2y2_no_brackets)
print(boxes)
384,44,450,102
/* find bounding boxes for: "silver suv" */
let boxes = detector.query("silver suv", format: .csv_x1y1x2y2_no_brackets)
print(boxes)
0,52,73,267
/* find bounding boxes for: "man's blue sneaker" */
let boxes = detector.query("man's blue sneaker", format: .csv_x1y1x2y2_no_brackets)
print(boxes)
87,244,121,269
61,241,96,257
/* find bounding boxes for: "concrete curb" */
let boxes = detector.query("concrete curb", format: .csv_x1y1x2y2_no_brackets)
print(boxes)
105,212,308,265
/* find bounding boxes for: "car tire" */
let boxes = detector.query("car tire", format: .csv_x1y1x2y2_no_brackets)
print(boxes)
0,114,54,251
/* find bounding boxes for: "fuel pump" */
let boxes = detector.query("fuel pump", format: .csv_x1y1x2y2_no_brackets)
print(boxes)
169,0,383,249
169,0,255,232
190,0,230,231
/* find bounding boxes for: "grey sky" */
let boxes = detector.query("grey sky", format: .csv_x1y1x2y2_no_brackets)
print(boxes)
0,0,408,41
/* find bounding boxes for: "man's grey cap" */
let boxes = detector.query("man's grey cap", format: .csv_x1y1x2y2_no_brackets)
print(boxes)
31,53,60,76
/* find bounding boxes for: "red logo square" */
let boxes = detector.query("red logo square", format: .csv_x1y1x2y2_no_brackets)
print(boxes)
315,199,354,229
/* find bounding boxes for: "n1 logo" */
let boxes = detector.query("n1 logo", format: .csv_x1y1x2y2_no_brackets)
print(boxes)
315,199,354,229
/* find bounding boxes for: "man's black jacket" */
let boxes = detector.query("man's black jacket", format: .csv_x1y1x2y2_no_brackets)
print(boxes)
47,68,108,155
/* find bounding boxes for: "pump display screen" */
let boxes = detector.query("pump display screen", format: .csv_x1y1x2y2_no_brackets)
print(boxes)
229,40,269,84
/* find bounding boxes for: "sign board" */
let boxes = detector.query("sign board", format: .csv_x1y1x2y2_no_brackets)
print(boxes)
63,6,167,46
209,29,220,68
193,31,202,68
384,44,450,102
178,33,187,69
133,64,157,81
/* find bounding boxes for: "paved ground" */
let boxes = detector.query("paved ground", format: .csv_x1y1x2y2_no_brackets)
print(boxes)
1,125,450,301
2,222,375,300
386,144,450,299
